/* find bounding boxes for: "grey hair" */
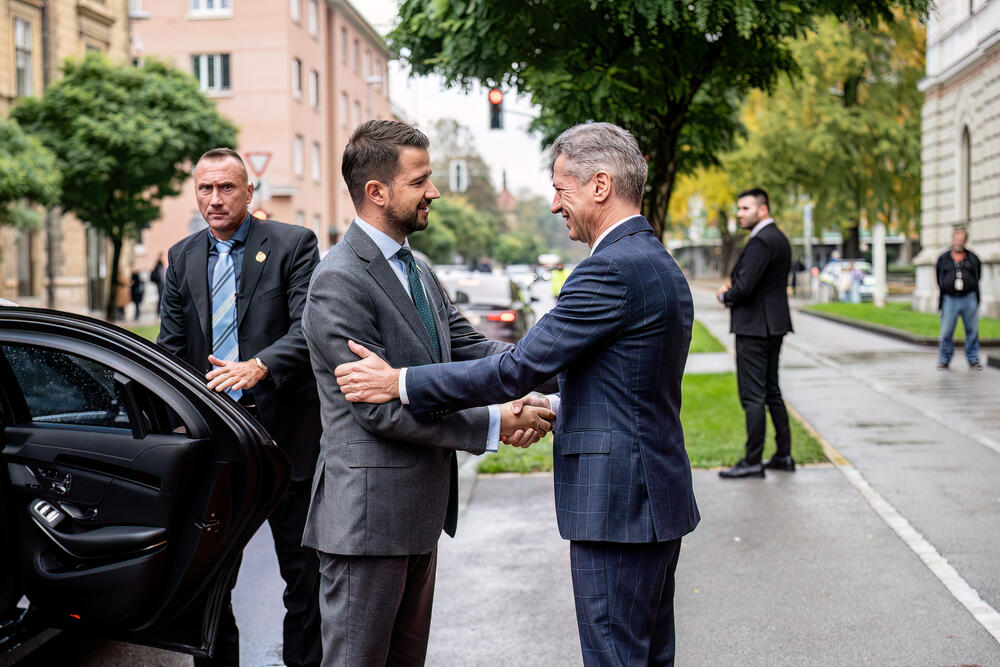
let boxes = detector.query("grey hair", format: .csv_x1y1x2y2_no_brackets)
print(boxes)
550,122,648,206
193,147,248,182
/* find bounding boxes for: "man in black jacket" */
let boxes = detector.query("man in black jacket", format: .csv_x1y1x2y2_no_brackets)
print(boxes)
717,188,794,479
936,227,983,371
158,148,322,667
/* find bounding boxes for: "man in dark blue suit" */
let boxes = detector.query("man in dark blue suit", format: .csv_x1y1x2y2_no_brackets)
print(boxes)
335,122,699,665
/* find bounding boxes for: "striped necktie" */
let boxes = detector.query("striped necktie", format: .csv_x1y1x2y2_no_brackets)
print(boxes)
211,239,242,400
395,247,441,362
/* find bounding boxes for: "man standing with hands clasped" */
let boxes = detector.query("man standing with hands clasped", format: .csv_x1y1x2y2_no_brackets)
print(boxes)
335,121,700,666
716,187,794,479
936,227,983,371
158,148,323,667
301,120,554,667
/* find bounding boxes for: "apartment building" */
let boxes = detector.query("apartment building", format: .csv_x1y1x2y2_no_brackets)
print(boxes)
917,0,1000,317
132,0,393,266
1,0,131,309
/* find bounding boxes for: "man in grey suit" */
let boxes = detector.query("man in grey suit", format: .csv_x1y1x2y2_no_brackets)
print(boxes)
301,120,555,667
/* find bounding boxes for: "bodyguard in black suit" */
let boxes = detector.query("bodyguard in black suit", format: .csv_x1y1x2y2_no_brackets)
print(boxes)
718,188,795,479
157,148,322,666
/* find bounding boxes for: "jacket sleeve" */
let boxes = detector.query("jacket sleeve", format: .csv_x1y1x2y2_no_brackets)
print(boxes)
155,245,188,358
404,254,627,421
253,229,320,388
304,264,490,454
723,237,769,308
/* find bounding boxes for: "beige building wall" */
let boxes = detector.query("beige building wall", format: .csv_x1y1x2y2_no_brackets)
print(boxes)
917,0,1000,317
134,0,392,268
1,0,130,311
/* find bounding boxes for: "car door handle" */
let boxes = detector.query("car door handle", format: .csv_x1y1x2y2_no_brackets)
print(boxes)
29,499,166,560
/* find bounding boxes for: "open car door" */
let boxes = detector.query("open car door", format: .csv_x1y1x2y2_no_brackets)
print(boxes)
0,307,289,659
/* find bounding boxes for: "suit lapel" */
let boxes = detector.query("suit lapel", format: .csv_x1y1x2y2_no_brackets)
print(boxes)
238,220,269,328
345,224,440,361
187,235,212,345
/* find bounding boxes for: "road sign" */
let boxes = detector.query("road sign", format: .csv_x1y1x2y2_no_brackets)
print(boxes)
245,152,272,178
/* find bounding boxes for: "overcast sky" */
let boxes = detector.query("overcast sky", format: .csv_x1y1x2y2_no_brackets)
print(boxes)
358,1,553,199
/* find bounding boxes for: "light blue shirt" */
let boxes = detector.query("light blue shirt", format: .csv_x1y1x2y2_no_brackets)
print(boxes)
353,217,501,452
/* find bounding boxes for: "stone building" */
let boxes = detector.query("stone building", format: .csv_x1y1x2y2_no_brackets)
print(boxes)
1,0,131,311
917,0,1000,317
132,0,393,270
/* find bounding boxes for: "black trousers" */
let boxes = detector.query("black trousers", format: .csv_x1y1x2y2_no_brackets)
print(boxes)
735,334,791,464
570,539,682,666
196,477,323,667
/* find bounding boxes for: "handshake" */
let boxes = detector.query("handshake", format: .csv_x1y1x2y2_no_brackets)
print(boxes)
499,395,556,448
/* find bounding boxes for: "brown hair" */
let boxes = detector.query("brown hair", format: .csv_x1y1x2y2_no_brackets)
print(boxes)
342,120,429,207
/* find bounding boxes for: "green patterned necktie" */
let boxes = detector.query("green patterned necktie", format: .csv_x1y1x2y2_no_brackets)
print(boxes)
395,247,441,361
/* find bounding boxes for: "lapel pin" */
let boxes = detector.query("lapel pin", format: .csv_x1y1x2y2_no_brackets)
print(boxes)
255,251,267,263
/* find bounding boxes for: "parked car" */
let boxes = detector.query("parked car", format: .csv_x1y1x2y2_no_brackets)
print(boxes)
504,264,537,291
439,272,536,343
818,259,875,301
0,306,289,664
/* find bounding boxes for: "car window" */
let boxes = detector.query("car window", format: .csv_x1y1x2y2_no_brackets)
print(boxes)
1,344,129,428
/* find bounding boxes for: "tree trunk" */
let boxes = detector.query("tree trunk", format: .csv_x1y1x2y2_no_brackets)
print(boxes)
844,223,861,259
105,234,122,321
645,152,679,242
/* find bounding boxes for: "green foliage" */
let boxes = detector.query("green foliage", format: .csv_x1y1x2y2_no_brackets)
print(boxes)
0,118,60,228
729,16,924,245
493,232,545,265
427,118,499,216
392,0,929,240
12,53,237,317
409,217,457,264
410,196,496,264
478,434,554,474
689,319,726,354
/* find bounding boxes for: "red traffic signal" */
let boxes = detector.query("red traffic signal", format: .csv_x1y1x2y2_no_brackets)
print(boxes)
488,88,503,129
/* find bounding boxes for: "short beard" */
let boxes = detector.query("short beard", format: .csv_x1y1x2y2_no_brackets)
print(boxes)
385,201,427,238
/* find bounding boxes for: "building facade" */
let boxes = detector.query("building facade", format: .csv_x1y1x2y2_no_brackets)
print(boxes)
917,0,1000,317
132,0,392,269
1,0,131,310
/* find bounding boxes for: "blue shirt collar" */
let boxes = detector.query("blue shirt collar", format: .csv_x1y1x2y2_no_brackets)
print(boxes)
208,214,253,248
353,216,410,261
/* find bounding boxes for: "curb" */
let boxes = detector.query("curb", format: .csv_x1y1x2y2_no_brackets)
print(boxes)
455,451,479,520
796,308,1000,347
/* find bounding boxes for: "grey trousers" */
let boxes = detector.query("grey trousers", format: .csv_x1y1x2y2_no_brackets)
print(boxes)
317,547,437,667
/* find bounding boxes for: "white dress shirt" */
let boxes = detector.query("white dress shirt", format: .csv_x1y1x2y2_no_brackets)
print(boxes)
353,217,501,452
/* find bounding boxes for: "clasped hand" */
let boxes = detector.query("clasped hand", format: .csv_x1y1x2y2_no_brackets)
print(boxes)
335,341,555,449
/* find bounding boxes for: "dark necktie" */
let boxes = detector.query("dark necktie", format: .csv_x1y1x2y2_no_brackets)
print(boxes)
395,247,441,361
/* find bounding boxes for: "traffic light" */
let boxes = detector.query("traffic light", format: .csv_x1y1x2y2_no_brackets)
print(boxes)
488,88,503,129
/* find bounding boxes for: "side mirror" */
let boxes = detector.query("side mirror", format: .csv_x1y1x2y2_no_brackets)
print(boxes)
455,290,470,305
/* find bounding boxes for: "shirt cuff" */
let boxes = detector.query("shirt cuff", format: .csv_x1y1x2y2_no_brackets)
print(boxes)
544,393,561,415
398,367,409,405
486,405,501,452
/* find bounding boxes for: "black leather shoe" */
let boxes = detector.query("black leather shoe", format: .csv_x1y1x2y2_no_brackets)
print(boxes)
719,460,765,479
763,454,796,472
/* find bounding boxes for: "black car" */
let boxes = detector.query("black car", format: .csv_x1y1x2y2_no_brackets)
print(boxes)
0,306,289,664
440,272,536,343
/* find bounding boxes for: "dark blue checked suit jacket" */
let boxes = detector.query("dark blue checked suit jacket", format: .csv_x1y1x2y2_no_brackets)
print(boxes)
407,216,700,543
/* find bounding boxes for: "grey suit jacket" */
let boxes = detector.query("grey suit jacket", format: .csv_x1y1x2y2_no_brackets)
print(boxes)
301,222,509,556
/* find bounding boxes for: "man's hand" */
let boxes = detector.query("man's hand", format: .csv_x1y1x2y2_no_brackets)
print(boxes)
501,395,553,447
335,341,400,403
499,400,555,448
716,283,730,304
206,355,267,392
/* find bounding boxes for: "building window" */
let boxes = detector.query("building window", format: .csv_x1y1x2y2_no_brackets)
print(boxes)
129,0,150,17
14,18,33,97
375,58,383,93
312,213,321,235
293,135,304,176
311,142,321,182
189,0,232,17
295,211,305,229
340,27,348,63
353,40,361,75
191,54,231,93
292,58,302,98
341,92,349,127
290,0,300,22
353,100,361,126
960,126,971,223
308,0,318,36
309,70,319,108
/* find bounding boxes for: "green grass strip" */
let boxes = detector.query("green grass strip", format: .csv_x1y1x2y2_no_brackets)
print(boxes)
804,302,1000,340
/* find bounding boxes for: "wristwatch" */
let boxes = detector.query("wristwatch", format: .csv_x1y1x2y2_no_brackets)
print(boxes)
253,357,269,376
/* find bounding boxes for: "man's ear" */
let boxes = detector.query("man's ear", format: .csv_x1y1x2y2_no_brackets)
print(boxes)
592,171,611,203
365,180,388,208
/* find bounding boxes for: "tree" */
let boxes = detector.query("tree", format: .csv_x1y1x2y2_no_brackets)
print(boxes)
12,54,237,318
410,197,496,264
391,0,929,241
493,232,545,265
0,118,60,230
426,118,499,216
728,15,925,257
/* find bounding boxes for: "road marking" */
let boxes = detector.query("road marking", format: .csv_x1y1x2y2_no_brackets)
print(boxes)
788,403,1000,645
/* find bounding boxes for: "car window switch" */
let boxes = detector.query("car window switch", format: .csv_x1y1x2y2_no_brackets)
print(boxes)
30,500,65,528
